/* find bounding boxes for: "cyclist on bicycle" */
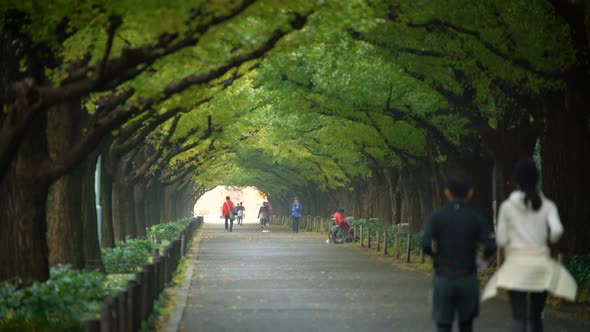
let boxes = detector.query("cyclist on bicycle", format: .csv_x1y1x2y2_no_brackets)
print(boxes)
333,208,349,230
328,208,352,243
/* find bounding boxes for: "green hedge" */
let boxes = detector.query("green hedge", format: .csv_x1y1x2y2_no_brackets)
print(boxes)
0,266,115,331
101,239,153,274
101,218,194,273
1,218,198,331
564,255,590,286
148,217,192,244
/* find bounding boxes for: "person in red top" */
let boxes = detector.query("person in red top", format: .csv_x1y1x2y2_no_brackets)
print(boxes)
221,196,235,232
328,208,353,243
333,208,349,229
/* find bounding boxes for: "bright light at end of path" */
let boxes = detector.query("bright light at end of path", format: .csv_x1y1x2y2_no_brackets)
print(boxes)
193,186,267,224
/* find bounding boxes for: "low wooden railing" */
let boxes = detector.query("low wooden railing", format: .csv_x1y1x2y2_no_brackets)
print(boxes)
84,217,202,332
276,215,417,261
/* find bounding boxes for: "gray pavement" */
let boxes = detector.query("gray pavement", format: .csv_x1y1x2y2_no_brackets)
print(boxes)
173,222,590,332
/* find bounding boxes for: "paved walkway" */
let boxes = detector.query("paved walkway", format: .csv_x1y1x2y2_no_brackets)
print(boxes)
171,222,590,332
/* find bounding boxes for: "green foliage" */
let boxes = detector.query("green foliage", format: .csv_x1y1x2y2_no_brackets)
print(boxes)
101,239,152,274
396,233,423,255
564,256,590,287
0,266,114,331
148,218,192,244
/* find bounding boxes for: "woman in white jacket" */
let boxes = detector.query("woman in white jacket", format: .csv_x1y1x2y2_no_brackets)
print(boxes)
482,159,577,332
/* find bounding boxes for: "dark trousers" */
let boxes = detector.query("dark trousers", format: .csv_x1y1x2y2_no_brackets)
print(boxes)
508,291,547,332
224,215,233,231
432,274,479,332
292,216,300,233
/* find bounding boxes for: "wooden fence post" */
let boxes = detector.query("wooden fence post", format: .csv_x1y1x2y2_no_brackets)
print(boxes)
395,230,400,258
128,280,140,331
367,224,371,249
377,230,381,252
154,258,162,294
405,233,412,263
117,290,127,332
360,225,364,247
162,248,169,283
383,231,388,255
100,297,114,332
144,264,154,317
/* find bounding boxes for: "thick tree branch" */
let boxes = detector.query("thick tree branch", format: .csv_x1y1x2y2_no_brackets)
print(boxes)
42,104,142,180
96,15,123,82
404,18,563,79
112,106,185,156
175,172,195,192
348,28,448,58
363,111,425,163
127,116,180,184
14,0,258,112
382,85,461,157
163,13,309,97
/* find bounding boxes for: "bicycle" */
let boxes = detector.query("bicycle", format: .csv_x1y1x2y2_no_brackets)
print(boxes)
329,222,354,244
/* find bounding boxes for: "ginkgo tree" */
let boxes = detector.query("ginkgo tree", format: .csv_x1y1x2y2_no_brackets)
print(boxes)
2,0,589,287
0,0,315,284
350,0,590,254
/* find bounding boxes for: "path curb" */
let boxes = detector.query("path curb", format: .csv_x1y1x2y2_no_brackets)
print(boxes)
165,229,203,332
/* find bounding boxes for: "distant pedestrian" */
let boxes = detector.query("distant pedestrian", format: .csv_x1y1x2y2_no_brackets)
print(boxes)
221,196,235,232
290,197,302,233
421,173,496,332
482,159,577,332
236,202,245,226
258,201,270,231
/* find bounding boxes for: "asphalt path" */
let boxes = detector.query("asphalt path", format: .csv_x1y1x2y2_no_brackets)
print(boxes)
171,222,590,332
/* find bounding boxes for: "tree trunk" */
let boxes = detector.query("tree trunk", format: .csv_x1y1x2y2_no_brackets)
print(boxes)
81,153,104,271
0,113,51,284
46,168,85,268
46,100,104,271
163,184,176,222
144,180,156,228
153,181,163,225
134,181,147,239
1,174,51,284
112,180,129,242
46,100,84,268
541,88,590,255
125,187,137,238
100,164,115,248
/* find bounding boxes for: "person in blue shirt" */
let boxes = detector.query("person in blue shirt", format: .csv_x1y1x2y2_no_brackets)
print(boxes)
290,197,302,233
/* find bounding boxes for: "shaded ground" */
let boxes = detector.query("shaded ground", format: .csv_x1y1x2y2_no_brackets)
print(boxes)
171,223,590,331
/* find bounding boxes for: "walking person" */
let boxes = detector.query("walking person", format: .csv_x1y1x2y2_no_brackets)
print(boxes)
421,173,497,332
482,159,577,332
221,196,235,232
236,202,245,226
290,197,302,233
258,201,270,231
